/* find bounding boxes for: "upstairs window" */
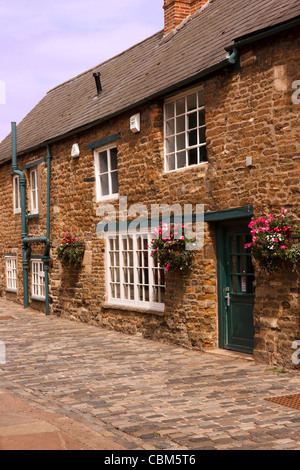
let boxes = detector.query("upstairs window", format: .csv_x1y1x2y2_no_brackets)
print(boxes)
13,175,21,214
164,87,207,171
30,168,38,214
94,145,119,201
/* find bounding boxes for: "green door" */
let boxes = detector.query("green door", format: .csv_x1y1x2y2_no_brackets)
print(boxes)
217,218,255,354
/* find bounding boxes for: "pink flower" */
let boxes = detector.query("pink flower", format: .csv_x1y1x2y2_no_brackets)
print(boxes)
281,245,286,250
165,263,170,272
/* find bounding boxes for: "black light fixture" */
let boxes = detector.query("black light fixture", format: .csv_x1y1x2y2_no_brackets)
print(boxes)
93,72,102,94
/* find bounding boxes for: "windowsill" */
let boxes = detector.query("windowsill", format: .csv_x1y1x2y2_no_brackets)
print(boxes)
30,296,46,302
96,193,119,203
103,302,165,316
26,213,39,219
164,161,208,175
5,289,17,294
14,210,21,215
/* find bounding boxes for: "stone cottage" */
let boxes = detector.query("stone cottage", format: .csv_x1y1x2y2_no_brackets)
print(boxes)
0,0,299,367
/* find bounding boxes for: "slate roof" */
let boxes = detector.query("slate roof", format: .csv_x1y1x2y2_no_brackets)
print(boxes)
1,0,299,162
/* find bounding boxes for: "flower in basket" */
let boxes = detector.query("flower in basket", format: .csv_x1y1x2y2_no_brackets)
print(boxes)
150,223,195,286
56,232,85,269
245,209,295,273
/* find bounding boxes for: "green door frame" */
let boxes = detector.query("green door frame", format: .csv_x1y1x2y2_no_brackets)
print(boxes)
213,206,254,350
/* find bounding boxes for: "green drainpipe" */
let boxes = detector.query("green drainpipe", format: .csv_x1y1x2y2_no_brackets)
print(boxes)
11,123,52,315
42,145,52,316
11,122,29,308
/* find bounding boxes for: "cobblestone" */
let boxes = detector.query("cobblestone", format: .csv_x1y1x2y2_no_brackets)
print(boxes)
0,298,300,450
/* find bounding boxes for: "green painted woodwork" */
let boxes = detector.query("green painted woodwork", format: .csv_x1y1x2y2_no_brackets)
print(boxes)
216,217,255,354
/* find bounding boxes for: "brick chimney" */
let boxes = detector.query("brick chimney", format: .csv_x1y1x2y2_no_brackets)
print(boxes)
163,0,209,36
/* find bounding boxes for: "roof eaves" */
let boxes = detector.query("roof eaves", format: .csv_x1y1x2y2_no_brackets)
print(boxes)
226,14,300,51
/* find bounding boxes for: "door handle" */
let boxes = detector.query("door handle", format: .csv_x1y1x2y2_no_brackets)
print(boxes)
224,287,230,307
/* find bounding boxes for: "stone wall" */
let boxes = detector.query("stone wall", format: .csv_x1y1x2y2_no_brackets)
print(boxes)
0,28,299,365
254,265,300,368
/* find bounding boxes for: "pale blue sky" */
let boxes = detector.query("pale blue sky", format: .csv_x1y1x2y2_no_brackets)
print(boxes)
0,0,164,141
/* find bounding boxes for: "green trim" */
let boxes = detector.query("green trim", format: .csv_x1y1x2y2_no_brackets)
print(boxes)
20,157,46,170
4,252,17,257
204,205,254,222
87,133,120,150
26,214,39,219
95,206,254,233
216,222,226,349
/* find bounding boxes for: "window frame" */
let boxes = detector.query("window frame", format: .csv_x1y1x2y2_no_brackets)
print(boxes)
164,86,207,172
31,259,45,300
13,174,21,214
29,168,39,215
105,228,165,312
94,144,119,202
5,255,17,292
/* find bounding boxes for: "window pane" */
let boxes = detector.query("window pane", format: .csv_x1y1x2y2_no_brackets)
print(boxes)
198,89,205,107
188,112,197,130
176,98,185,115
166,154,175,171
200,146,208,162
111,171,119,194
176,115,185,133
166,119,174,136
177,151,186,169
188,148,198,166
166,136,175,154
31,171,36,190
110,148,118,170
188,130,197,147
199,126,206,144
187,93,197,111
99,151,108,173
199,109,205,126
165,102,174,119
100,173,109,196
176,133,185,151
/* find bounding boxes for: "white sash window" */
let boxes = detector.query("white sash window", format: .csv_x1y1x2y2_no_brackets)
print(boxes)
106,230,165,312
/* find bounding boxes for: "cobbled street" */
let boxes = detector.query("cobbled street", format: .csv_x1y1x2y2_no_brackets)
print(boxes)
0,298,300,450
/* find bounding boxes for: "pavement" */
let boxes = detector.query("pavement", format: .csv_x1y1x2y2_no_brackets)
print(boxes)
0,298,300,451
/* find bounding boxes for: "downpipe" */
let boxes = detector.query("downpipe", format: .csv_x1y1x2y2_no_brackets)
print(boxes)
11,123,52,315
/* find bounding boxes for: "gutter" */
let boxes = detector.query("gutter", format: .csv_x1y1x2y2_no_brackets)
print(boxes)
225,15,300,63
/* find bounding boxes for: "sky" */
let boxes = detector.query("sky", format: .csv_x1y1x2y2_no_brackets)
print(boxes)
0,0,164,142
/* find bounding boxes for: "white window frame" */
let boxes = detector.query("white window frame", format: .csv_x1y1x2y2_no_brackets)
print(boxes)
13,174,21,214
31,260,45,300
164,86,207,172
30,168,38,214
105,228,165,312
5,255,17,291
94,144,119,202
